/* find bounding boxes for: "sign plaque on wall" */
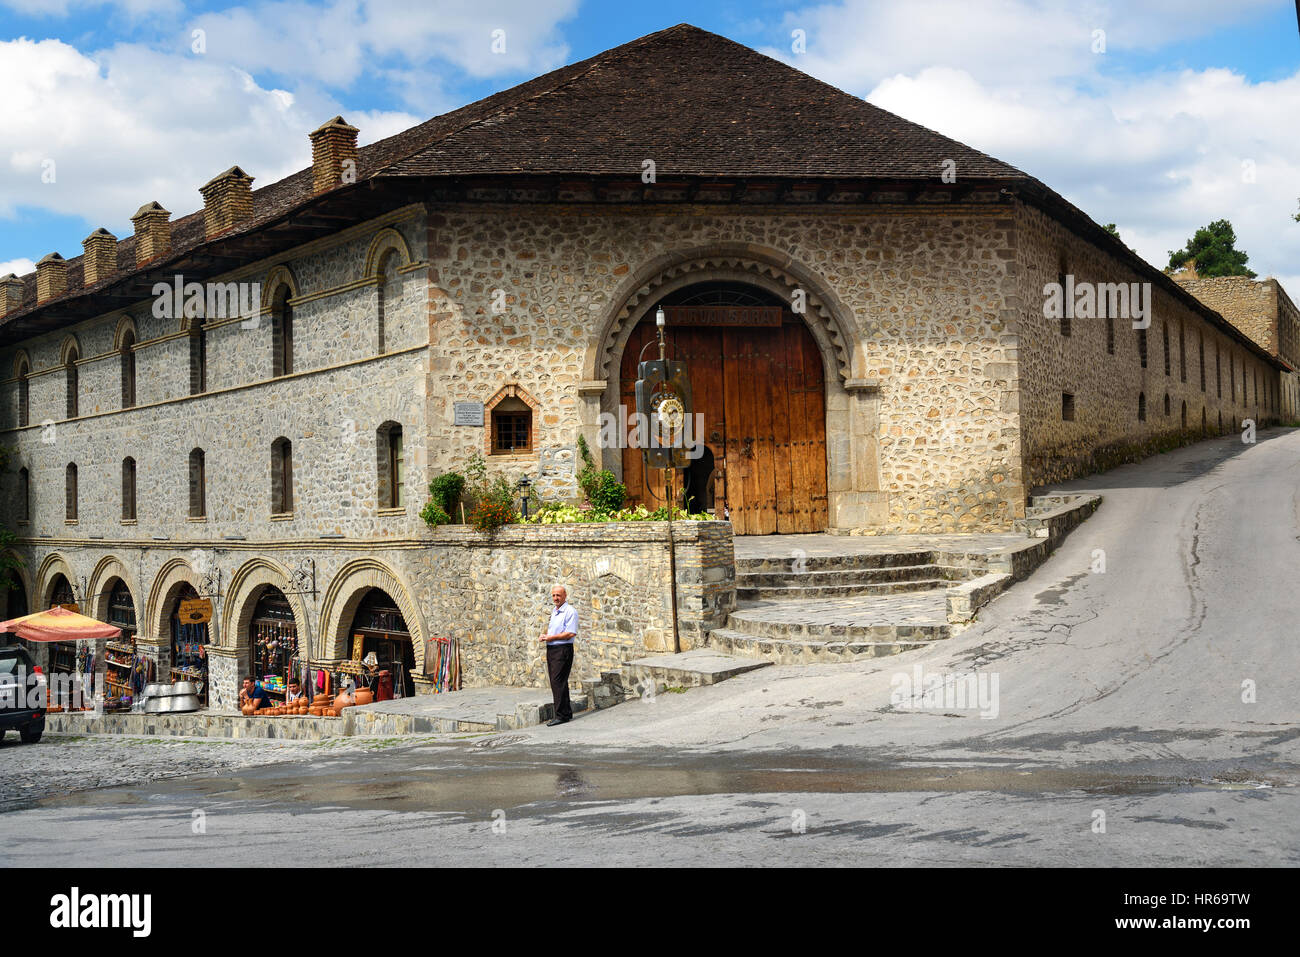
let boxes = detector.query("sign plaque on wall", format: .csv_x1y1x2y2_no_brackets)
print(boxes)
178,598,213,624
454,401,484,427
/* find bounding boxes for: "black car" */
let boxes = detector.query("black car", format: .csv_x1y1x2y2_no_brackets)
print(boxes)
0,642,45,744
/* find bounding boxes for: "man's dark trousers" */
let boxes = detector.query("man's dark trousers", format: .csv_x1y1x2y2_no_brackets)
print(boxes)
547,643,574,721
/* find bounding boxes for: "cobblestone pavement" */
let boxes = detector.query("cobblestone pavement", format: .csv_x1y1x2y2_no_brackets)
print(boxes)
731,592,949,626
733,532,1024,560
0,732,462,811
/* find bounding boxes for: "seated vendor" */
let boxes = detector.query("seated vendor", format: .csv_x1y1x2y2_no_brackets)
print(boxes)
239,676,272,711
285,679,306,703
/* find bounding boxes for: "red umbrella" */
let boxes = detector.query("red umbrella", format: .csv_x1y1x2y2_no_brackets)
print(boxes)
0,605,122,642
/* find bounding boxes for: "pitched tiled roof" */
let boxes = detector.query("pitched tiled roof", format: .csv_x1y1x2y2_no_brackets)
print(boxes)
373,24,1026,179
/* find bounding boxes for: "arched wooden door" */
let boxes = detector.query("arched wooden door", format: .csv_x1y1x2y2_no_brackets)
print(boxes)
620,310,828,534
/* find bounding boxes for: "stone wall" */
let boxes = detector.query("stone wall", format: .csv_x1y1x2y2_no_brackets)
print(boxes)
1175,276,1277,355
423,202,1026,533
410,521,734,688
1012,204,1281,487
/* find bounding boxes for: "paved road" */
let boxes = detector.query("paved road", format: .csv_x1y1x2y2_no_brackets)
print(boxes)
2,429,1298,866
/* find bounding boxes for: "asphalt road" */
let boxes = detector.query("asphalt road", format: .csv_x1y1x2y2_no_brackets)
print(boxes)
2,428,1298,866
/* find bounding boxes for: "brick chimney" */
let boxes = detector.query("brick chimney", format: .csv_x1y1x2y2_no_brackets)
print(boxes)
131,202,172,266
0,274,24,317
82,228,118,286
309,116,359,193
36,253,68,303
199,166,255,239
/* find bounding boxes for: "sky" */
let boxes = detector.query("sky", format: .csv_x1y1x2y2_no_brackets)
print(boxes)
1,0,1298,290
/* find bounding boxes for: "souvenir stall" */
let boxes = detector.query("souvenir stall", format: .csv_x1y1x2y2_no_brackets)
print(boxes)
249,587,298,705
169,584,210,706
343,590,416,699
102,580,137,712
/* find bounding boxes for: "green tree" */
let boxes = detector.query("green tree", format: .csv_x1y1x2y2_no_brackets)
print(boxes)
1102,223,1121,239
1167,219,1256,278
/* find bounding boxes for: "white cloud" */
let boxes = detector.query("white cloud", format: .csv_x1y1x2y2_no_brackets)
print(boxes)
766,0,1300,288
1,0,182,17
189,0,579,94
0,37,420,249
0,258,36,277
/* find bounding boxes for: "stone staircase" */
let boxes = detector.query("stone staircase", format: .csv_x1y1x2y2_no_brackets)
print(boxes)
707,493,1102,666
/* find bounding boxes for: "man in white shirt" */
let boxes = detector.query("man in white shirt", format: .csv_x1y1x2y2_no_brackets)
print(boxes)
538,584,578,725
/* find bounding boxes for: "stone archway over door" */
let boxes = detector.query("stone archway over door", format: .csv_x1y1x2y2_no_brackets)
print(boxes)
621,312,829,534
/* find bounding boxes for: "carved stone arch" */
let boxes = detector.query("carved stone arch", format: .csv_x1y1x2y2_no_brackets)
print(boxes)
261,264,300,308
59,334,81,365
221,557,313,656
12,348,31,378
35,552,76,608
113,314,138,351
318,558,427,671
87,555,140,624
144,558,203,646
363,227,414,278
586,244,862,385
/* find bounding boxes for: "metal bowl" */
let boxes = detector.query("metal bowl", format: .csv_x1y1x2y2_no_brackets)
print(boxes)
171,681,198,696
161,694,201,713
144,683,168,698
145,696,164,713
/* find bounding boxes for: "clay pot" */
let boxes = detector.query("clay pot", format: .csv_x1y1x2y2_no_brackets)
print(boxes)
313,694,332,706
334,694,355,710
353,689,373,707
242,704,256,716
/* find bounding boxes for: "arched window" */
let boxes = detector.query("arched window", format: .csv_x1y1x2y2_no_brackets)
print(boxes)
16,357,29,428
1216,348,1221,397
19,467,29,522
272,286,293,376
188,448,206,519
65,345,79,418
121,328,136,408
1106,314,1114,355
1164,393,1171,417
122,457,137,521
377,251,399,354
377,421,404,508
1163,324,1171,376
1138,392,1146,422
1201,407,1207,432
1137,327,1147,368
491,397,533,453
271,437,293,515
189,323,206,395
1181,400,1187,429
65,463,78,522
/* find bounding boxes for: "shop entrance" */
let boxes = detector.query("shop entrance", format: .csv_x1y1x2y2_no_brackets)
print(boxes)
102,579,137,712
618,282,829,534
46,574,77,707
247,586,299,706
347,589,415,699
169,583,209,706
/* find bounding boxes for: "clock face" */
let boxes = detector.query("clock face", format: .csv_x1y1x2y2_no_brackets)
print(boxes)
653,393,685,440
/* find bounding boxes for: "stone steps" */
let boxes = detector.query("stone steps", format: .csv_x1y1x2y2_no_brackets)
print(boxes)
737,562,954,587
707,628,933,664
737,577,950,600
736,550,935,574
726,595,952,644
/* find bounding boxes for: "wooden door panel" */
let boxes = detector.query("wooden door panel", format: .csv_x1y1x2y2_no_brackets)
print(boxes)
619,316,827,534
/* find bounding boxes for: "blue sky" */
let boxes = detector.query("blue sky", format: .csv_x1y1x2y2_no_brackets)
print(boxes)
2,0,1298,288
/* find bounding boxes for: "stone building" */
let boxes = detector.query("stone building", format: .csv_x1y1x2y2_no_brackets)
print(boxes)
1175,276,1300,421
0,25,1287,703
